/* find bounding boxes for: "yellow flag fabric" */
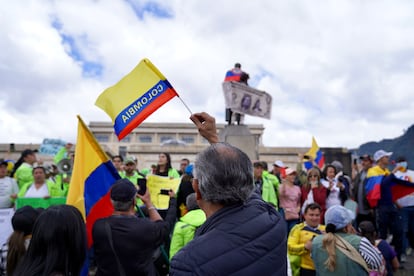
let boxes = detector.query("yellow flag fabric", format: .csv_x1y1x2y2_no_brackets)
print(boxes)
95,58,178,140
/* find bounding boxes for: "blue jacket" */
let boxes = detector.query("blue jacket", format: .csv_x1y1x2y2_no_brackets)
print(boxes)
170,193,287,275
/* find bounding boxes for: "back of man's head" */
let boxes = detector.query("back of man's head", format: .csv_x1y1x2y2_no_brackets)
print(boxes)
194,143,254,205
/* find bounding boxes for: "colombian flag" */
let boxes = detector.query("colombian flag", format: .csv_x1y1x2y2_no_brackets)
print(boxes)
304,137,325,170
365,166,385,208
224,69,242,82
95,58,178,140
66,116,120,248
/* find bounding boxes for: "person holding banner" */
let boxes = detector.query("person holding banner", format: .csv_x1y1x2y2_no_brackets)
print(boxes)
17,167,65,198
154,152,180,178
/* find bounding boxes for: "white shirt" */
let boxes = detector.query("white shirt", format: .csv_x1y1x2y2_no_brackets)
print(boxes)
321,178,341,209
0,176,19,208
24,183,49,198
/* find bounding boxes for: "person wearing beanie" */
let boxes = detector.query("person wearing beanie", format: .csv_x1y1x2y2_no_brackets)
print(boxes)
0,206,42,276
92,178,176,275
311,205,383,275
169,193,206,259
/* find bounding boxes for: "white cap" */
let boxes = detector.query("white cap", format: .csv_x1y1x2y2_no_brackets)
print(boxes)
273,160,285,168
285,168,296,175
373,150,393,162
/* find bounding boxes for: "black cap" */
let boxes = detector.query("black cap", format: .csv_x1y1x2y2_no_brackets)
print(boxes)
358,220,376,234
12,206,42,235
21,149,36,158
0,159,8,167
359,154,373,162
234,63,241,68
110,179,137,202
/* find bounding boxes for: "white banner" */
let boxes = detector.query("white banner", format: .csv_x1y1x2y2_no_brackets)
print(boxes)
0,208,14,245
222,81,272,119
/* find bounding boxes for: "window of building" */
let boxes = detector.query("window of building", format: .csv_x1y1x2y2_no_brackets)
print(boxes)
96,134,109,142
180,136,195,144
160,135,174,143
138,135,153,143
118,146,127,158
122,136,131,143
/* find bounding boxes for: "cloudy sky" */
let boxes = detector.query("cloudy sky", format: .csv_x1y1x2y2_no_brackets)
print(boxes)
1,0,413,149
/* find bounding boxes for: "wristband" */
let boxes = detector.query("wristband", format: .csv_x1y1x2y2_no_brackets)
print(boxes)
147,206,157,211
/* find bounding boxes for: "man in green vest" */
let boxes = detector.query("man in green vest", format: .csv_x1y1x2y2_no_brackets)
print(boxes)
122,156,144,186
253,161,277,208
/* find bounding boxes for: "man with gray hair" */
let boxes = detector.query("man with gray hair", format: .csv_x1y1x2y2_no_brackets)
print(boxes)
170,112,287,275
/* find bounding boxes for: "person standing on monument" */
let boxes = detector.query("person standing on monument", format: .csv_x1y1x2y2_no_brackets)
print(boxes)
224,63,249,125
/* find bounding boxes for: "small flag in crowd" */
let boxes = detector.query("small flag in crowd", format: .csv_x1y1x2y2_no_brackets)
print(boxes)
66,115,120,248
95,58,178,140
304,137,325,170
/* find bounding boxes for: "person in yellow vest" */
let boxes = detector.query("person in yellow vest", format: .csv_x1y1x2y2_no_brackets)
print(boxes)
18,167,65,198
288,203,325,276
13,149,37,189
154,152,180,178
122,156,145,186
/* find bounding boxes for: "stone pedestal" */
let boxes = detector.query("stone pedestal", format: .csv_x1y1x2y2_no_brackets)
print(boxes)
218,125,258,161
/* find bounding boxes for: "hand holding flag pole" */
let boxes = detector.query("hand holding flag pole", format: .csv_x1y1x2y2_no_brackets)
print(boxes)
95,58,192,140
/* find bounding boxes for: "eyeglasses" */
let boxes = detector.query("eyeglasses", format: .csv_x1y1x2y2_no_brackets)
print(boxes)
308,175,319,178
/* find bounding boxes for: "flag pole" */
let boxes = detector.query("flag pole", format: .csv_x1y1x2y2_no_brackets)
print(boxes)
177,95,192,115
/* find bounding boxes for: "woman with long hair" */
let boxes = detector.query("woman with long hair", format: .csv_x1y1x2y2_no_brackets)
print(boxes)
0,206,41,276
300,168,328,223
279,168,301,234
14,205,86,276
155,152,180,178
312,205,383,275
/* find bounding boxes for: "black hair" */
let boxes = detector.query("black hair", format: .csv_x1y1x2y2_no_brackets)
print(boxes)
325,223,337,233
14,205,86,276
112,155,124,162
304,202,322,214
156,152,173,175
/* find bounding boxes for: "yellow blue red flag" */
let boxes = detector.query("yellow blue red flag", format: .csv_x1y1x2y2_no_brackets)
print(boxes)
95,58,178,140
304,137,325,170
66,115,120,249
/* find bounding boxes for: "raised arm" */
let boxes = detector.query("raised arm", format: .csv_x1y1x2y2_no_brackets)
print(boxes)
190,112,219,144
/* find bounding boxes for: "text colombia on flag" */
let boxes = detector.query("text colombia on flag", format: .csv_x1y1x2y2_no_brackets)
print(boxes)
66,115,120,248
95,58,178,140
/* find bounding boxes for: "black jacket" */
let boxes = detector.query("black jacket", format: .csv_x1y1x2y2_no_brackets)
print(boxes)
93,199,176,276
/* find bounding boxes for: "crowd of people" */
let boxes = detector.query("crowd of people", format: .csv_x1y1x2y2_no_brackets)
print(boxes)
0,111,414,275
